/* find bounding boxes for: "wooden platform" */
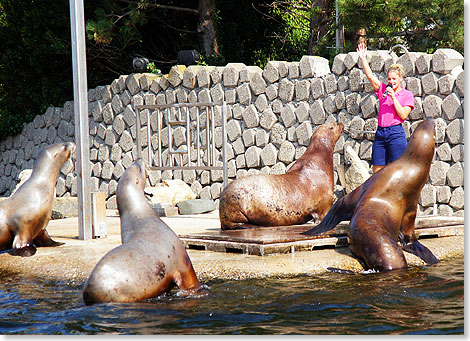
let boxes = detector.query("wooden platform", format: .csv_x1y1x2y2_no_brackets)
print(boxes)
180,216,464,256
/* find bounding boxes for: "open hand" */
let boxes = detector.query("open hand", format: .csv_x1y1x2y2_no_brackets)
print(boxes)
356,41,367,59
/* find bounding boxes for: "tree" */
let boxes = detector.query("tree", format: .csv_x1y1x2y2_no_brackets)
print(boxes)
257,0,336,59
338,0,464,54
0,0,73,136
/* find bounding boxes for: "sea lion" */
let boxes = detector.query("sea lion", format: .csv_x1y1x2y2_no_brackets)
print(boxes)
303,119,439,272
82,159,202,305
219,121,344,230
0,142,75,257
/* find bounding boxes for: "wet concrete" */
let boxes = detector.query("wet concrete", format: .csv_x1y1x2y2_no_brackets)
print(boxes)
0,210,464,286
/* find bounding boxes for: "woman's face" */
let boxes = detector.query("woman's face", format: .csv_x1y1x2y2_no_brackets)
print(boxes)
387,71,402,91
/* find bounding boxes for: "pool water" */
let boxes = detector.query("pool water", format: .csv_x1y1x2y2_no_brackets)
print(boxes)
0,257,464,335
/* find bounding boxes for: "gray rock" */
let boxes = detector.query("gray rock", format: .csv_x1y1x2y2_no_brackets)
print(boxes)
197,66,214,88
449,186,464,210
310,78,325,99
288,62,300,79
446,119,464,145
432,48,464,75
263,61,280,83
52,197,78,219
422,95,442,118
344,52,359,70
210,83,224,102
242,105,260,128
419,184,436,208
260,144,277,166
295,79,310,102
248,66,266,95
332,53,347,75
309,100,326,124
245,146,261,168
242,129,257,147
237,83,252,105
442,93,463,120
323,95,337,115
343,145,370,194
280,103,296,128
451,144,464,162
436,143,452,161
436,185,451,204
177,198,216,215
182,65,199,89
256,129,269,147
429,161,450,186
266,83,278,101
296,121,313,146
415,53,433,74
254,94,268,113
455,70,464,97
438,74,456,95
279,78,295,102
447,162,464,187
421,72,438,95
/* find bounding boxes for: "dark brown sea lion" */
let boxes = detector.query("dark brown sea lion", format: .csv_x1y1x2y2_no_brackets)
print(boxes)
219,121,344,230
303,119,439,272
0,142,75,257
82,159,202,305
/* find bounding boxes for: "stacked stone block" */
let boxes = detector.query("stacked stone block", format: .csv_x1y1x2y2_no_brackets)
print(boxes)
0,49,464,216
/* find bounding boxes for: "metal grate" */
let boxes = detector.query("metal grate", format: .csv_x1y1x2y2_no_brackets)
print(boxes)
134,101,228,187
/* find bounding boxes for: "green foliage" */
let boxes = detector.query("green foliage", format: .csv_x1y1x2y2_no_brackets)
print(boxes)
0,0,463,141
0,0,73,137
146,62,161,74
338,0,464,54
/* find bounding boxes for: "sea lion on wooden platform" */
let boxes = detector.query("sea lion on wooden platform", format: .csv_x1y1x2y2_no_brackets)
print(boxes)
0,142,75,257
303,119,439,272
82,159,202,305
219,121,344,230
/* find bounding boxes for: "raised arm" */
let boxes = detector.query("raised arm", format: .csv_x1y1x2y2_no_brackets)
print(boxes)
357,42,381,92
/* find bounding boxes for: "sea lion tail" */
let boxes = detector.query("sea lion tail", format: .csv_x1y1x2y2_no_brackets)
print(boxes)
302,198,351,235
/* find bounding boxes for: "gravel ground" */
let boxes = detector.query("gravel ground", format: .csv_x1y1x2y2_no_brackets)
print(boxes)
0,211,464,286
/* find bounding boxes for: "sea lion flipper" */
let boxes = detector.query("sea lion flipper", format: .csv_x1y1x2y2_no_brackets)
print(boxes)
33,229,64,247
402,240,439,265
302,197,352,235
11,244,37,257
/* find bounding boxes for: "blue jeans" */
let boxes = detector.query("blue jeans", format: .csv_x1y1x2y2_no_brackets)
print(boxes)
371,125,407,166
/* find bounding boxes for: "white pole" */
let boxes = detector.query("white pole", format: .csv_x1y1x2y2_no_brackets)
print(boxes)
70,0,92,240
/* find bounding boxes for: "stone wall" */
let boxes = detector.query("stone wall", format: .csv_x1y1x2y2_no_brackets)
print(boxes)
0,48,464,216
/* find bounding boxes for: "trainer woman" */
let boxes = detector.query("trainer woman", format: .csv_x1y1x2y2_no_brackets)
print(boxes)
357,42,415,173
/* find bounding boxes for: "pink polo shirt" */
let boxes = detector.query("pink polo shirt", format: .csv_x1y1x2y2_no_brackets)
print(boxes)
375,83,415,127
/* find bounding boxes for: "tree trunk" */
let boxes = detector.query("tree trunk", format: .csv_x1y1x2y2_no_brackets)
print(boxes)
198,0,219,58
307,0,330,55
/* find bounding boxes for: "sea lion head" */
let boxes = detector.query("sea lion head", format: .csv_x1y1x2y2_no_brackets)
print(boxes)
117,159,149,213
310,121,344,149
33,142,75,175
403,119,436,161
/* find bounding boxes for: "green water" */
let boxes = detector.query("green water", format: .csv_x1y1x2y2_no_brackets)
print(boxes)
0,257,464,335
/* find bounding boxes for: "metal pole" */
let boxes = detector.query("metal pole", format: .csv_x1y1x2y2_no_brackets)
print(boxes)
222,101,227,188
335,0,343,53
70,0,92,240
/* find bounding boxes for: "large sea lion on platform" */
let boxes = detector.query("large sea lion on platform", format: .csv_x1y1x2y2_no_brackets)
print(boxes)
219,121,344,230
303,119,439,272
0,142,75,257
82,159,202,305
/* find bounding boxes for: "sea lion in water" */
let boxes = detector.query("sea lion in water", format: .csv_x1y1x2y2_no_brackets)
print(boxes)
0,142,75,257
82,159,202,305
303,119,439,272
219,121,344,230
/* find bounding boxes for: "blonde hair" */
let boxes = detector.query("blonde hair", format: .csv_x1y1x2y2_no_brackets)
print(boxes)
387,64,404,78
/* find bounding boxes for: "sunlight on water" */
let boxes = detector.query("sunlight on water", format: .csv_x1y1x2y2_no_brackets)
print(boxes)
0,257,464,335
